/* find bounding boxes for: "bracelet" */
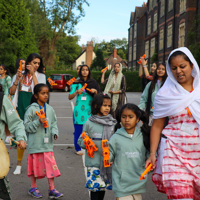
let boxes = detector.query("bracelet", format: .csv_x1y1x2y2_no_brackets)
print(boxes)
143,65,147,68
150,153,156,155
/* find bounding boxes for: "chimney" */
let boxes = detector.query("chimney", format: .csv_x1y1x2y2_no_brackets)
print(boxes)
86,41,93,67
113,48,117,59
82,45,86,52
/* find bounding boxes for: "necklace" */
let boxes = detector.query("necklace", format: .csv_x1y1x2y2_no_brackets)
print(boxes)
22,74,33,86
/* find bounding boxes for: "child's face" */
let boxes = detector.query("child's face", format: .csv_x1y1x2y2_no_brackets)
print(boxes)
81,66,89,77
35,87,49,105
99,99,111,116
156,64,165,78
151,63,157,73
0,66,6,75
121,108,139,134
170,55,193,86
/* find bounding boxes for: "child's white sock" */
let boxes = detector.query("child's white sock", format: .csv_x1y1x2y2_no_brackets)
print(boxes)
13,165,22,175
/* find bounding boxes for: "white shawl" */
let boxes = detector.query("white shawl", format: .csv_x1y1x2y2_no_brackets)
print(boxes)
153,47,200,131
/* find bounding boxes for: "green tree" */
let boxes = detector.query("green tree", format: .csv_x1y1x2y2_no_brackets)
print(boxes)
93,38,128,60
90,49,106,71
187,16,200,65
0,0,38,71
56,34,81,69
33,0,89,69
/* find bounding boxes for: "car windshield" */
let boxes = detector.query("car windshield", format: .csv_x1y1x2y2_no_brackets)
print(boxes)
50,75,62,80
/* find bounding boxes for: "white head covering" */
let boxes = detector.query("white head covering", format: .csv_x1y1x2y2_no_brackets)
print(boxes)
153,47,200,129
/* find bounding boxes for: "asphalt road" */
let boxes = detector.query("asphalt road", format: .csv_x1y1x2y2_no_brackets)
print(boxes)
6,92,168,200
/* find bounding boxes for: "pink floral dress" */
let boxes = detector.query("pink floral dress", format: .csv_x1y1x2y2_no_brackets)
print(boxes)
152,108,200,199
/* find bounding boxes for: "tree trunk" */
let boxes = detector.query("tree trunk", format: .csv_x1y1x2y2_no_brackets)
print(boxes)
39,37,57,69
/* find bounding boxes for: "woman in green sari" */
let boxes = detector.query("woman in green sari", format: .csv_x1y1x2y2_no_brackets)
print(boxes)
10,53,46,175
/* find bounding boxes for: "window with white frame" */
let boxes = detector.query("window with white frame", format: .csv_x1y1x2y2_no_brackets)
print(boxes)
133,44,136,60
148,17,151,35
167,24,173,48
150,37,155,57
134,23,137,38
159,28,164,50
145,41,149,58
129,27,132,42
129,46,132,61
180,0,186,14
153,13,157,32
160,0,165,17
168,0,173,12
178,22,185,47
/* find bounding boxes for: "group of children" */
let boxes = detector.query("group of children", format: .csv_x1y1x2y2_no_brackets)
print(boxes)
3,46,200,200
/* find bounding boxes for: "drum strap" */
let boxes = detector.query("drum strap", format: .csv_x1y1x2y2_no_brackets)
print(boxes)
0,92,4,115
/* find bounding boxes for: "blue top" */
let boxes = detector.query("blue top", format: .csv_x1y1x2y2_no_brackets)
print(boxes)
70,83,93,125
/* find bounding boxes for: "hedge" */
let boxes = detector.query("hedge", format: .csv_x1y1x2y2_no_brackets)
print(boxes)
46,70,142,92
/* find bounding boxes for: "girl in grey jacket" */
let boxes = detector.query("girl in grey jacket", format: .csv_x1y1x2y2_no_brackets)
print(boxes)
109,103,150,200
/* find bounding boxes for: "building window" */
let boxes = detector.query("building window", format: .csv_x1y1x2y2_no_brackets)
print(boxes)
167,24,173,48
145,41,149,58
148,17,151,35
168,0,173,12
134,23,137,38
81,61,85,65
133,44,136,60
129,27,132,42
153,13,157,32
129,46,132,61
180,0,186,14
159,29,164,50
160,0,165,17
150,37,155,57
178,22,185,47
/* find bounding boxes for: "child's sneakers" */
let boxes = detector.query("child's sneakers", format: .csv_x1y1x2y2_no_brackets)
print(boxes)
49,189,63,199
13,165,22,175
28,187,43,198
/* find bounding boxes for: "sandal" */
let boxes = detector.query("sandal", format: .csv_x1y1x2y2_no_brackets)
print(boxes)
49,189,63,199
76,151,83,156
28,187,43,198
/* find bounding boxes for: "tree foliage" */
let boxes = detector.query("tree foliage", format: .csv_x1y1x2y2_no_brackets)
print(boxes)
56,34,81,69
0,0,38,70
93,38,128,60
90,49,106,71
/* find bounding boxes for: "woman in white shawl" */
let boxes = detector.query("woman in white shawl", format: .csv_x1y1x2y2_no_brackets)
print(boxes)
145,47,200,200
101,63,126,118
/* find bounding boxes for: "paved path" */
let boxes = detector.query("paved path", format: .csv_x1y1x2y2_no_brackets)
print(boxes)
7,92,168,200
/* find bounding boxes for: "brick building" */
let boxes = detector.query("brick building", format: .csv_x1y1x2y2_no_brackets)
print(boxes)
105,48,128,70
72,41,96,69
128,0,200,70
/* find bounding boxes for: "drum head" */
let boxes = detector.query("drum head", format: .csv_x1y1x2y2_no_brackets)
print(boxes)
0,139,10,179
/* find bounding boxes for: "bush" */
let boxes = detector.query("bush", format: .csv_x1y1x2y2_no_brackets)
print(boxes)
46,70,142,92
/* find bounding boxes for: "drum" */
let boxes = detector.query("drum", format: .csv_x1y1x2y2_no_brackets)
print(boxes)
0,139,10,179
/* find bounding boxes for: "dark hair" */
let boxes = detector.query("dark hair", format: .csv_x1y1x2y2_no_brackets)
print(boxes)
78,65,91,80
15,58,25,73
30,83,49,104
91,93,112,115
116,103,150,151
168,51,192,66
0,64,10,75
25,53,44,75
146,63,167,117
